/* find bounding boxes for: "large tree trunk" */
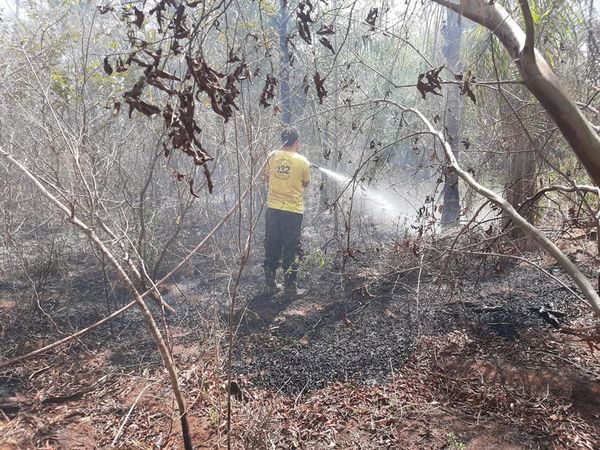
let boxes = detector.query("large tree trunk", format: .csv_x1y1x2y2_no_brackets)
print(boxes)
500,102,538,226
441,9,462,226
507,143,537,221
432,0,600,188
505,128,538,250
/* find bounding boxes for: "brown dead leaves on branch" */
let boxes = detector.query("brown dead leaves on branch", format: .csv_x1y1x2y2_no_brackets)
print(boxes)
365,7,379,31
295,1,336,55
416,66,444,100
185,56,249,122
296,0,315,44
456,70,477,104
99,0,253,195
417,66,477,105
100,0,346,195
314,72,328,103
259,74,278,107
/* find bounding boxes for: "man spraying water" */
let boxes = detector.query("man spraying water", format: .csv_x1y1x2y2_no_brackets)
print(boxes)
263,127,311,297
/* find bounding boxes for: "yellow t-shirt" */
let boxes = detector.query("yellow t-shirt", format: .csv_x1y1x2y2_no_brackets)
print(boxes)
266,150,311,214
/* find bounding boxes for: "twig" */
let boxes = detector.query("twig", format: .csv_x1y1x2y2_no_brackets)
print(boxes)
460,250,584,303
112,383,153,447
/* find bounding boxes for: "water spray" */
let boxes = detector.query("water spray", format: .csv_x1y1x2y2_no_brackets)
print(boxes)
309,161,401,216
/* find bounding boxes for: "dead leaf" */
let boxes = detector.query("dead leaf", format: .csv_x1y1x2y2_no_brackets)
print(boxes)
314,72,327,103
319,37,335,53
149,0,166,30
189,179,200,198
316,24,335,35
116,57,128,73
227,48,241,63
97,5,114,14
299,335,310,347
365,7,378,31
133,7,144,28
103,57,113,75
203,165,213,194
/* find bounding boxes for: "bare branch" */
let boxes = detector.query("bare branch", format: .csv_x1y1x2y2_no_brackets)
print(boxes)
518,0,535,57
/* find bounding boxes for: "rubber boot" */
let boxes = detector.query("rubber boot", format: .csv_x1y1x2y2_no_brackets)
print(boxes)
283,273,306,298
264,268,282,295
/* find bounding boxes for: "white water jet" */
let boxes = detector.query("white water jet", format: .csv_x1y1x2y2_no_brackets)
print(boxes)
317,167,404,220
317,167,351,184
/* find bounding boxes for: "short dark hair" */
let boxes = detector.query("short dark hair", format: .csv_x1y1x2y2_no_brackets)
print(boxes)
281,127,300,147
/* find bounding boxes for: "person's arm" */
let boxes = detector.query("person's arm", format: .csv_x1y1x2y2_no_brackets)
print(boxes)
302,160,310,188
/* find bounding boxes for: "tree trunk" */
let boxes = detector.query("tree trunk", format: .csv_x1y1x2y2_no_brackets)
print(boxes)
278,0,292,125
588,0,599,85
500,103,538,226
505,133,538,250
441,8,462,226
507,145,537,222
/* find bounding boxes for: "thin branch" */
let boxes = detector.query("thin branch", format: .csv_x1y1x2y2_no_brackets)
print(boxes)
519,0,535,57
519,184,600,215
0,145,194,450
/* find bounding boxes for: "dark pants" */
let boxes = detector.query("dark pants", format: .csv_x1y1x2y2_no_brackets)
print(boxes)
264,207,303,285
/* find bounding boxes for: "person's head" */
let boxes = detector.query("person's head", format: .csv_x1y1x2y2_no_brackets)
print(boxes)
281,127,300,152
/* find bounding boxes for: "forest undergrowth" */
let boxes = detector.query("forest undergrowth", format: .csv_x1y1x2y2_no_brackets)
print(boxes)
1,0,600,447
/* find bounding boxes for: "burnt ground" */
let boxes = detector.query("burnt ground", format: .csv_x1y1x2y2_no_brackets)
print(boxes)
1,242,600,449
230,264,587,395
